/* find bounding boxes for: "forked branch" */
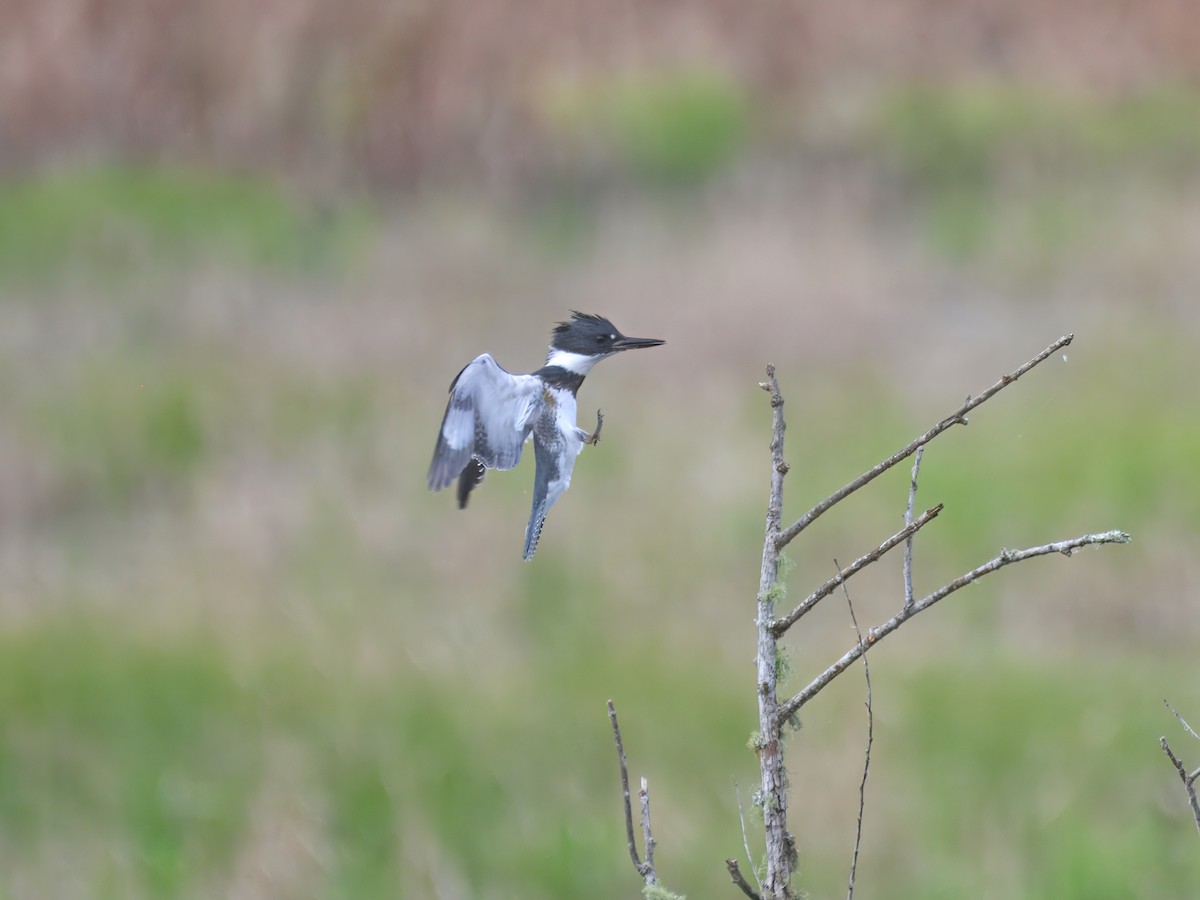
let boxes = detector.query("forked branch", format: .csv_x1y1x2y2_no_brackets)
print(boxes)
609,700,657,885
1161,701,1200,836
777,530,1132,723
608,334,1128,900
771,503,943,636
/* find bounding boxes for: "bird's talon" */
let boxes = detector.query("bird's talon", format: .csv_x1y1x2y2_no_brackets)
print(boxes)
587,409,604,445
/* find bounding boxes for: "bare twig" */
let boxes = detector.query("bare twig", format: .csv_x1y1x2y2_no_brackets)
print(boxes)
836,560,872,900
727,858,764,900
903,446,924,610
608,700,655,883
735,783,764,896
777,530,1132,723
776,334,1073,550
771,504,943,636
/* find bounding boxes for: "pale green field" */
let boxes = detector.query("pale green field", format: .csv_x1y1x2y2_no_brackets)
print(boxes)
2,95,1199,900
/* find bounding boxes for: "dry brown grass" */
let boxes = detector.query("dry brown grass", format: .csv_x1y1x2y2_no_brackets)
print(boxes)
5,0,1200,187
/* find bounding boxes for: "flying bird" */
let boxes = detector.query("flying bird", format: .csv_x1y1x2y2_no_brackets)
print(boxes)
428,312,664,559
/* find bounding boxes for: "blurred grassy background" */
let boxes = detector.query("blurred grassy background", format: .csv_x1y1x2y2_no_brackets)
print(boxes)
2,2,1200,897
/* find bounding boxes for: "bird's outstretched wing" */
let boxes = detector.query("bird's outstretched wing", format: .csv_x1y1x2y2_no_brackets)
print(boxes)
523,425,580,560
427,354,542,504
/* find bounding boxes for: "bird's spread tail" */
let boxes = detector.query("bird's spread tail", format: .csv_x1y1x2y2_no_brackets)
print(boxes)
456,459,485,509
523,503,548,560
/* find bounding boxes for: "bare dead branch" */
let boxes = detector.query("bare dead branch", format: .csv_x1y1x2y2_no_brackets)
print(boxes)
740,342,1119,899
833,559,874,900
903,446,924,610
771,504,943,636
608,700,655,883
777,529,1132,723
727,858,764,900
776,334,1073,550
754,365,797,898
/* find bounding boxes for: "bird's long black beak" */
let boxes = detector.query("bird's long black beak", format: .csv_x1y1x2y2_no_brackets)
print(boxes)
612,335,665,351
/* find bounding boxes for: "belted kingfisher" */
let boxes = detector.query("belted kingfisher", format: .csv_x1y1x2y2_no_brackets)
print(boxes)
428,312,664,560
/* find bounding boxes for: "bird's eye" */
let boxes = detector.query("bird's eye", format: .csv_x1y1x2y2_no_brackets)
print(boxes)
596,334,608,344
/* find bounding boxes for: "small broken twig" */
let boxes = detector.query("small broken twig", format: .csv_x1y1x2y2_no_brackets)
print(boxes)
608,699,656,884
836,559,872,900
903,445,924,610
640,777,657,876
726,857,764,900
1162,701,1200,836
1160,739,1200,836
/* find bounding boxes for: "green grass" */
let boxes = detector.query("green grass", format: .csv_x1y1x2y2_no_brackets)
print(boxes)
19,354,223,509
5,317,1193,896
878,84,1200,189
883,657,1200,900
13,347,382,515
874,84,1200,260
0,610,753,897
539,67,752,187
3,620,1196,898
0,167,372,285
0,623,262,897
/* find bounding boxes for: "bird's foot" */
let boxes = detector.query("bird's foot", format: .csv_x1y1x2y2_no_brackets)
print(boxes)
584,409,604,446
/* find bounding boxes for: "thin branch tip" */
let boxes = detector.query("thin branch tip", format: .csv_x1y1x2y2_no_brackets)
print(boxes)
777,333,1073,547
1165,701,1200,743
